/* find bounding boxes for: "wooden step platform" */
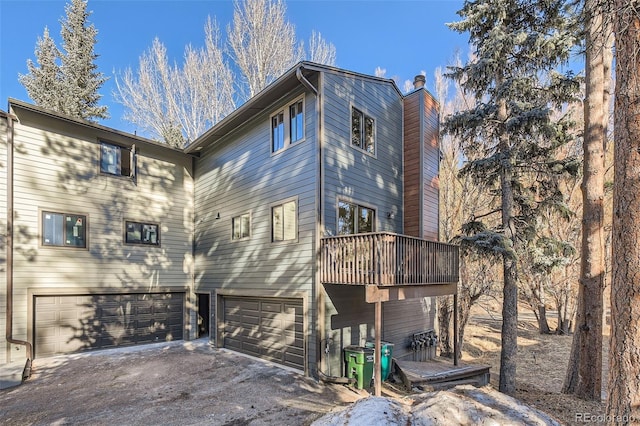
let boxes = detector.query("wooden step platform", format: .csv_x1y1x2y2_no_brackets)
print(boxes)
395,357,490,391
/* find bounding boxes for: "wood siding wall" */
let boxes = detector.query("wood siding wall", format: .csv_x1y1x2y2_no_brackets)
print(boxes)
403,89,440,241
7,108,193,361
193,88,318,372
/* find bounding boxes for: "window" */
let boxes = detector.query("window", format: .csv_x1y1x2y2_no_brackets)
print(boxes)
232,213,250,240
351,107,375,154
42,211,87,248
125,221,159,245
272,200,297,242
290,100,304,143
271,97,304,153
338,200,375,235
101,142,136,178
272,112,285,153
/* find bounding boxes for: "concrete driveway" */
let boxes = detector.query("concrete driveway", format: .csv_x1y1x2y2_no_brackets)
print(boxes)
0,340,362,425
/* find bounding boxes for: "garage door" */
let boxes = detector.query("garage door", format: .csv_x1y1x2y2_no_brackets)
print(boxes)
34,292,184,358
223,297,304,371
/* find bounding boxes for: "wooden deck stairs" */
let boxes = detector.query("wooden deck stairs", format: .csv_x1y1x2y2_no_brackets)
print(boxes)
394,358,490,391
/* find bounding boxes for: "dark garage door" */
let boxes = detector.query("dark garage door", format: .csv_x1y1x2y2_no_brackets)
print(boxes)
34,292,184,358
223,297,304,371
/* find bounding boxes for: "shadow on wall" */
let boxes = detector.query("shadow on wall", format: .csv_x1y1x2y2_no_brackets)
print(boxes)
14,131,194,358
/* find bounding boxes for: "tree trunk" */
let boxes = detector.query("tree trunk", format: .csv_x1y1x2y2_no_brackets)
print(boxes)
498,96,518,395
538,304,551,334
607,1,640,421
563,0,609,400
437,295,453,358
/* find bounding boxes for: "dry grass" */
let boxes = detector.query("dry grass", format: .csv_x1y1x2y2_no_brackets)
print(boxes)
462,299,608,425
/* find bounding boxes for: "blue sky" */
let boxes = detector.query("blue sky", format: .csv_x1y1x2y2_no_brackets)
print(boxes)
0,0,469,134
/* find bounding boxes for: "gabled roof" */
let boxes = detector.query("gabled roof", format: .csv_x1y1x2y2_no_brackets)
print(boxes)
8,98,185,155
184,61,403,154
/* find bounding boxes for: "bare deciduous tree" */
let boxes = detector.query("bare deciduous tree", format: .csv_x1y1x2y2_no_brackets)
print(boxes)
115,17,234,146
227,0,301,98
306,30,336,66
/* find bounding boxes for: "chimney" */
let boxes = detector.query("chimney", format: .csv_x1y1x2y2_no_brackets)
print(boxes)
413,75,426,90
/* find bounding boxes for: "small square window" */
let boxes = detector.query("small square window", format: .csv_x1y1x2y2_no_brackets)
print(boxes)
272,200,297,242
101,142,136,178
232,213,250,240
42,211,87,248
351,107,375,154
125,221,159,245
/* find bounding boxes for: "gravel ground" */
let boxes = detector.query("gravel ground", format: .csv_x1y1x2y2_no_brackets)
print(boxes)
0,340,362,426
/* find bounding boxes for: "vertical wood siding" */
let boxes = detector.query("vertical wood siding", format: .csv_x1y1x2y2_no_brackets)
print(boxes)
422,94,440,240
194,89,317,372
8,109,193,351
403,89,440,241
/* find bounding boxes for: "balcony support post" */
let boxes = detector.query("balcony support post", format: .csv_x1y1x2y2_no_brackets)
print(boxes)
374,300,382,397
453,292,459,366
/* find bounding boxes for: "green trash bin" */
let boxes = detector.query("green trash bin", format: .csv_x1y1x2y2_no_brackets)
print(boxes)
344,346,374,390
365,341,395,381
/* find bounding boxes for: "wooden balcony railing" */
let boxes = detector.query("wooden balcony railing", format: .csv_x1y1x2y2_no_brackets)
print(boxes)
320,232,459,286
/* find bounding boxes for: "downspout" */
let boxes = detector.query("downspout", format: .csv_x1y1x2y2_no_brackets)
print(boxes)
297,65,330,382
5,111,32,379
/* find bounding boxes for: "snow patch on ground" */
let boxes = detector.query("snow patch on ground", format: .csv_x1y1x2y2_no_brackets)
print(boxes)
312,385,561,426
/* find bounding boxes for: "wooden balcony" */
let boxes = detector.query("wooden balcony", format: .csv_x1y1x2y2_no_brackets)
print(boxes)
320,232,459,288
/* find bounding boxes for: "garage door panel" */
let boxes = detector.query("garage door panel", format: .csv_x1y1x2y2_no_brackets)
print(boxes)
223,296,304,371
35,293,184,358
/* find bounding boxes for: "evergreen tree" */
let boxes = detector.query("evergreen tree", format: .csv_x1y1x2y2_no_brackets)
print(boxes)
19,0,108,121
59,0,108,120
19,27,63,112
444,0,581,394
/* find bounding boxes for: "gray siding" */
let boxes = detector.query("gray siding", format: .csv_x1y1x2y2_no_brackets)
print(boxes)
0,116,6,362
194,89,318,372
322,72,404,234
320,72,437,374
8,107,193,357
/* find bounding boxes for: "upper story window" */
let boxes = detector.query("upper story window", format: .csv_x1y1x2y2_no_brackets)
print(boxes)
271,97,305,154
232,213,251,240
42,210,87,248
101,141,136,178
125,220,159,246
289,100,304,143
338,200,375,235
272,113,285,152
272,200,297,242
351,107,375,154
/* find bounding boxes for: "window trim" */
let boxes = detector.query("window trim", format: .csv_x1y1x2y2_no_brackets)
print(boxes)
350,105,376,156
124,219,161,246
231,212,251,241
99,140,137,180
270,95,305,155
336,198,377,235
270,197,298,243
40,209,89,249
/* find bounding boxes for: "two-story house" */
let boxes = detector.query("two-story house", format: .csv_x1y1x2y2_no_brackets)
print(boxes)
1,62,458,385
